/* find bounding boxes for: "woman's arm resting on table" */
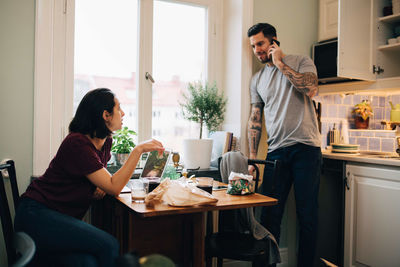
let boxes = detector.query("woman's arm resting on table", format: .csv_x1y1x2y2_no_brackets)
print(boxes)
87,139,164,196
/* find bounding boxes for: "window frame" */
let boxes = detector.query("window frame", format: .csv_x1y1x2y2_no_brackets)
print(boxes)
33,0,222,175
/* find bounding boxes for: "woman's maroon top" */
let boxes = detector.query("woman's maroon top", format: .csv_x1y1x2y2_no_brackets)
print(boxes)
23,132,112,219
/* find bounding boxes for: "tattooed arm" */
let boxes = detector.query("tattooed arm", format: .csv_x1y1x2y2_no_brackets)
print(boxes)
279,65,318,98
248,103,264,159
269,43,318,98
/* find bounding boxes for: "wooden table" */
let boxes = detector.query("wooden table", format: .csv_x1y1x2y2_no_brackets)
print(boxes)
91,188,277,267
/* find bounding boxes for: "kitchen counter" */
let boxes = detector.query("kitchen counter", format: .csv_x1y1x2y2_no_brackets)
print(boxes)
322,150,400,167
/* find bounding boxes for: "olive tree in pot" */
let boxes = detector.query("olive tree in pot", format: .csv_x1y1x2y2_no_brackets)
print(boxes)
180,81,227,169
111,126,137,166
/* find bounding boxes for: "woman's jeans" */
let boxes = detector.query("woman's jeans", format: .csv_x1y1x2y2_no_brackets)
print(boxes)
14,198,119,267
261,143,322,267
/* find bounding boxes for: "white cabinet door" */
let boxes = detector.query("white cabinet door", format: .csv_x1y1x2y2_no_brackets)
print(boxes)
338,0,376,81
319,0,338,41
345,164,400,267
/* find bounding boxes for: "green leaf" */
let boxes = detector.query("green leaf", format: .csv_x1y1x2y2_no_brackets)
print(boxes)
180,81,227,139
111,126,137,154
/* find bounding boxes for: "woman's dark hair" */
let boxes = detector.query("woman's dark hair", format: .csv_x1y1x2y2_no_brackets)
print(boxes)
247,23,277,39
69,88,115,139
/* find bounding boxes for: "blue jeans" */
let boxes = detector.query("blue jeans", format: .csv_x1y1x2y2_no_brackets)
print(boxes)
261,143,322,267
14,198,119,267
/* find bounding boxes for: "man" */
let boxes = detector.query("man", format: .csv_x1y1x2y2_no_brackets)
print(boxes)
247,23,322,267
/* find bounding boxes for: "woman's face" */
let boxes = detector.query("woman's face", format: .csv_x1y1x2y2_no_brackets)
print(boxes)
106,97,125,132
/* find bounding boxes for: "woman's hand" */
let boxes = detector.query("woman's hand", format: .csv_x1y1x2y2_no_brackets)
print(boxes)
135,139,165,156
93,187,106,199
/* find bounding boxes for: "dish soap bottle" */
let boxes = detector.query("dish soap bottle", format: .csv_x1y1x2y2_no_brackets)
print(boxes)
329,123,340,145
341,119,349,144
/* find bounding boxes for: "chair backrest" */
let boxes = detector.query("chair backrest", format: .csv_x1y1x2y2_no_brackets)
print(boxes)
248,158,281,193
217,155,281,193
217,154,281,232
0,160,19,263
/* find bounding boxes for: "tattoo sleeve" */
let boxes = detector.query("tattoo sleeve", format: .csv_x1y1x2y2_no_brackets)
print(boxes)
280,64,319,98
248,103,264,159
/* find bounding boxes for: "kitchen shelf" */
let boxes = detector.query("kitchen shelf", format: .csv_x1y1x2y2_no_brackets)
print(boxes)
378,13,400,23
378,42,400,51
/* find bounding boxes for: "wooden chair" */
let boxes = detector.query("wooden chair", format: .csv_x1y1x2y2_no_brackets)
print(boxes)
0,160,35,267
205,155,281,267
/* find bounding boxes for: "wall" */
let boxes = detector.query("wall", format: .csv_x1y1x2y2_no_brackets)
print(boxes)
0,1,35,265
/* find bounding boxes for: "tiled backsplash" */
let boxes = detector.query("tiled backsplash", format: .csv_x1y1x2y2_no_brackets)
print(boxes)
314,93,400,151
348,129,397,152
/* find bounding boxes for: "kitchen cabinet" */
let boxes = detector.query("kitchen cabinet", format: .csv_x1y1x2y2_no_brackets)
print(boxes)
344,163,400,267
319,0,400,93
318,0,338,41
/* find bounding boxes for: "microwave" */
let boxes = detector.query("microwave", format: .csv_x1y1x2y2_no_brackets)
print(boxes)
312,39,351,84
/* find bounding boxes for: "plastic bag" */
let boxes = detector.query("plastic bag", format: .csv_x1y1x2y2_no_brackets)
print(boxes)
145,178,218,207
226,172,255,195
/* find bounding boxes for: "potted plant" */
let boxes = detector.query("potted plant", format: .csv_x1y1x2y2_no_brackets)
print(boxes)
352,99,373,129
111,126,137,166
180,81,227,169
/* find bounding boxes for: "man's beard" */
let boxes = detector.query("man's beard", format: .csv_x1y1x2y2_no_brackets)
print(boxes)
260,56,272,64
258,53,272,64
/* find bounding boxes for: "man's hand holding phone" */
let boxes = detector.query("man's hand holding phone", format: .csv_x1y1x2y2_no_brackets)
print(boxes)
269,39,284,69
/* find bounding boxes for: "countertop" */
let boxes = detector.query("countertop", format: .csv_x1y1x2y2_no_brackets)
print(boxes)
322,150,400,167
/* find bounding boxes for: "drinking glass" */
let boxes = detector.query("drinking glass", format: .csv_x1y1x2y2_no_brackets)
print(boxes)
130,178,149,203
196,177,214,194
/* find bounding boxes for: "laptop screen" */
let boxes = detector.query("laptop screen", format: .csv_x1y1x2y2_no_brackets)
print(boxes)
140,150,171,178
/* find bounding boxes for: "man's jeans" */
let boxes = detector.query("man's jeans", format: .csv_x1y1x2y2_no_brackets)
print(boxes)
261,143,322,267
14,197,119,267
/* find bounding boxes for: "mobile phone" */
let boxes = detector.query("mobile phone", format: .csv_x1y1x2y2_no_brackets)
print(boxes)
272,39,280,46
212,185,228,191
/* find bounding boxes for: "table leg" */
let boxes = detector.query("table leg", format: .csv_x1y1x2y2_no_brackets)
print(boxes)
192,212,206,267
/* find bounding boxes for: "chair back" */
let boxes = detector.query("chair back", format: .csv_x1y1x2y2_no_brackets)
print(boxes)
218,154,281,193
248,158,281,193
216,154,281,231
0,160,19,263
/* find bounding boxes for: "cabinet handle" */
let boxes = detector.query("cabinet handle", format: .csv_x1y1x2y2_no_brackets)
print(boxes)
344,173,350,190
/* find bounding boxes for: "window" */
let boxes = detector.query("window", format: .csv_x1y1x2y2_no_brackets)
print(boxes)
151,0,208,151
74,0,139,144
73,0,219,151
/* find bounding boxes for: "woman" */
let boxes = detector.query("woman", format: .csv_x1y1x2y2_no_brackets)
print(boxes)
14,88,164,267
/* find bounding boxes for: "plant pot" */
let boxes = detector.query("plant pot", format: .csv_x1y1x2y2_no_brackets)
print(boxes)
182,139,213,169
355,117,369,129
116,153,130,166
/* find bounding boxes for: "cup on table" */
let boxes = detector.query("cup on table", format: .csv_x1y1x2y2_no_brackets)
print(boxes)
147,177,161,192
195,177,214,194
129,178,149,203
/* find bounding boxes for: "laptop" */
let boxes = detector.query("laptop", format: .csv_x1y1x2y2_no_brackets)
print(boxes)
140,150,171,178
121,150,171,193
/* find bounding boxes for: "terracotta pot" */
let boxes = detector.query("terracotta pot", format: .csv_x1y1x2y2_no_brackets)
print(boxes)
355,117,369,129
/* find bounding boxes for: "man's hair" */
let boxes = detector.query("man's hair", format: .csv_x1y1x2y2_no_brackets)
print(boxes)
69,88,115,139
247,23,277,39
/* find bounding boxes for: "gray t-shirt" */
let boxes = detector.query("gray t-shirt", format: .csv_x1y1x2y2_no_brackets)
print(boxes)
250,55,321,152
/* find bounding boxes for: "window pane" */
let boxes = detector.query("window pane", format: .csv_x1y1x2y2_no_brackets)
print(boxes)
152,1,207,152
74,0,138,142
